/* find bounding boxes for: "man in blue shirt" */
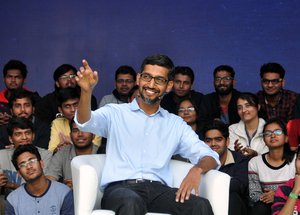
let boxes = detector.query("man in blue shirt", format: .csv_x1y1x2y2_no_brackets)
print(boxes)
75,54,220,215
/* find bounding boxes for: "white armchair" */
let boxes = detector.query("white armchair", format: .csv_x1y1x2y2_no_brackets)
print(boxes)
71,154,230,215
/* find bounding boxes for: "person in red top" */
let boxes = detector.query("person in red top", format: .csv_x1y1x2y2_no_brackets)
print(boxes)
272,148,300,214
0,60,39,126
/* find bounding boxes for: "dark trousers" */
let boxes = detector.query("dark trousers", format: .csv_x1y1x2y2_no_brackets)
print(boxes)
249,201,271,215
228,192,248,215
101,180,214,215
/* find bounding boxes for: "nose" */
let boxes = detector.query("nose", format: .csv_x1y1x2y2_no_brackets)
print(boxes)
179,82,184,88
21,133,27,139
148,78,155,88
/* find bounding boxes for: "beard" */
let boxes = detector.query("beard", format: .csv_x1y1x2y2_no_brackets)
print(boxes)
215,84,234,96
139,86,165,105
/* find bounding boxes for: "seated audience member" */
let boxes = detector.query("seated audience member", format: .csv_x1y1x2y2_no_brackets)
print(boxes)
257,62,299,123
228,93,268,157
0,117,51,196
75,56,219,214
161,66,203,114
5,144,74,215
203,120,249,215
248,118,296,215
177,98,201,138
99,65,136,107
287,119,300,151
46,119,98,188
0,89,50,149
48,87,100,152
35,64,97,125
271,147,300,214
0,60,40,126
198,65,240,132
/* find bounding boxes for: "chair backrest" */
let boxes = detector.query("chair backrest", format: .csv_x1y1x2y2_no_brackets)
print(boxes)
71,154,230,215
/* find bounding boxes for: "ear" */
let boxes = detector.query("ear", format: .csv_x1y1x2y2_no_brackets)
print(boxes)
226,137,230,147
165,80,174,93
32,106,35,114
285,135,288,143
136,73,141,86
258,104,261,111
58,106,63,113
9,136,13,144
55,81,60,88
40,160,44,169
17,170,22,177
282,79,285,88
32,133,35,142
232,79,236,87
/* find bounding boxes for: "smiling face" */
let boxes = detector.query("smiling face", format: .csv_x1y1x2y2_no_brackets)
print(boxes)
261,72,284,96
214,70,235,95
11,97,34,119
178,100,197,125
237,98,259,123
17,152,43,183
115,74,136,96
9,128,35,147
137,64,173,106
263,122,288,149
70,123,94,150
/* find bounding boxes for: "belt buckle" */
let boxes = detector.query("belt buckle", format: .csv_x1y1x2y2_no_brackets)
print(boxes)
135,179,145,183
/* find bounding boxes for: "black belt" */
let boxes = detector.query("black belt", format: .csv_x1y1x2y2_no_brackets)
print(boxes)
109,179,163,187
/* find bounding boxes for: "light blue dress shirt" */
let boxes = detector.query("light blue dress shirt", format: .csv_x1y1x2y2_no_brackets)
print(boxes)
75,99,220,189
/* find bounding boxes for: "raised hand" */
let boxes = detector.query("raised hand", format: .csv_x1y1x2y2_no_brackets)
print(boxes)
75,59,98,92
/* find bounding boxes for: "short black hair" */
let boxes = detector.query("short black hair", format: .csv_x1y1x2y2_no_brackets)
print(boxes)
115,65,136,81
53,64,77,81
7,117,34,137
57,87,80,107
202,120,229,139
172,66,195,84
12,144,41,170
3,59,28,79
213,65,235,79
237,92,259,109
260,62,285,79
140,54,174,80
8,89,35,109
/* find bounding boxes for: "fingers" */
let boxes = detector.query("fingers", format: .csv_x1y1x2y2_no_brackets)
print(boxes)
176,183,196,203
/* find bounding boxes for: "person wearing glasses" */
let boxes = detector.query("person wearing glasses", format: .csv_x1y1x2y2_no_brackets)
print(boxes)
228,93,268,157
257,63,299,123
35,64,98,125
0,117,51,197
161,66,203,114
5,144,74,215
198,65,240,134
75,54,219,215
98,65,136,108
248,118,296,215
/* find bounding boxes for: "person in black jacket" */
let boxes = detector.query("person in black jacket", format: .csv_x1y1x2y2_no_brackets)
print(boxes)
198,65,240,134
203,120,249,215
161,66,203,114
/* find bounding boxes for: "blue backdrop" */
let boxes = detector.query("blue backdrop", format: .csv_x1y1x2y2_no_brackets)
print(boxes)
1,0,299,101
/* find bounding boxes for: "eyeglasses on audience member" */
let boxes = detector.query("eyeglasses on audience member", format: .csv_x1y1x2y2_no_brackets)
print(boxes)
261,78,283,85
214,77,233,82
18,158,38,169
178,107,196,113
140,73,168,85
261,129,283,137
116,79,134,84
59,74,76,81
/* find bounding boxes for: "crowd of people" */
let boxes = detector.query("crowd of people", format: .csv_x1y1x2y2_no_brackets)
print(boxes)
0,56,300,215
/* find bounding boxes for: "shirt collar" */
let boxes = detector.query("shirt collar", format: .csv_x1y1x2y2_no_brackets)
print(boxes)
224,149,235,166
129,98,168,117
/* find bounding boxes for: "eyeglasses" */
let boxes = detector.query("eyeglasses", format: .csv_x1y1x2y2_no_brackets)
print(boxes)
116,79,134,84
214,77,233,82
140,73,168,85
59,74,76,81
262,129,283,137
261,78,283,85
178,107,196,113
18,158,38,169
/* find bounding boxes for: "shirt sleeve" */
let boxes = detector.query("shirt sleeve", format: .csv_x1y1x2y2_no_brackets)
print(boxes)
48,119,61,152
44,151,64,180
60,190,75,215
5,200,16,215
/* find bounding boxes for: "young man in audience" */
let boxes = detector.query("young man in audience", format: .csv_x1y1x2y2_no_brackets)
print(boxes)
35,64,98,125
48,87,100,152
5,144,74,215
161,66,203,114
0,117,51,196
75,55,219,214
0,89,50,149
198,65,240,133
46,118,98,188
0,60,40,126
257,62,299,123
99,65,136,107
203,120,249,215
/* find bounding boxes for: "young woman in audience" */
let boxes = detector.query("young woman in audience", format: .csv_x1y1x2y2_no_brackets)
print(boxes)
177,98,201,138
228,92,268,157
248,118,296,215
272,147,300,214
